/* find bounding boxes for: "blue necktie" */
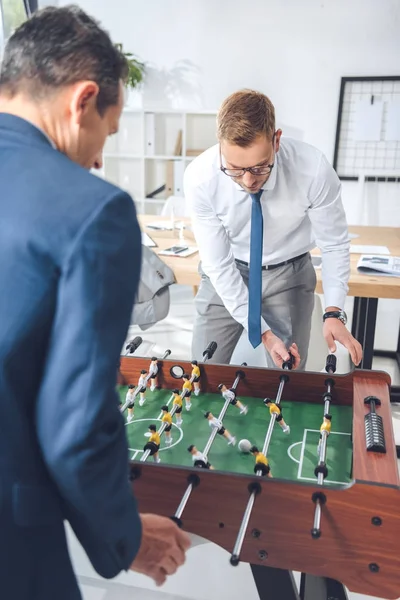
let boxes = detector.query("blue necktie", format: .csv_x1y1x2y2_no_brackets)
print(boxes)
248,191,263,348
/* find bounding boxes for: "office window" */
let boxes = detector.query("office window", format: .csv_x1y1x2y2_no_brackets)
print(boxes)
1,0,26,40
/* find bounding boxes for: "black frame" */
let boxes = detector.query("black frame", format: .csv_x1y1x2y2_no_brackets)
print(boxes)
333,75,400,181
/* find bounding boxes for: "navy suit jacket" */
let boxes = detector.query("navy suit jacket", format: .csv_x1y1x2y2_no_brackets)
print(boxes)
0,114,143,599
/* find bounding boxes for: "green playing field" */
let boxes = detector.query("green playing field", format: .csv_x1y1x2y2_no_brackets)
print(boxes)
118,386,353,486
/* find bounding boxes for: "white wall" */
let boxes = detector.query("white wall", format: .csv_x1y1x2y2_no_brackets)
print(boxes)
55,0,400,225
57,0,400,161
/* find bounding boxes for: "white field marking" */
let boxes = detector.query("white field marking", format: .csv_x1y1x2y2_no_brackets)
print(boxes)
297,429,308,480
297,476,349,486
127,419,183,454
306,429,351,436
297,429,351,485
130,450,140,460
287,441,302,464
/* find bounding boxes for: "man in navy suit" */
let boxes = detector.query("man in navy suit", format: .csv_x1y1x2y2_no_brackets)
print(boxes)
0,6,190,599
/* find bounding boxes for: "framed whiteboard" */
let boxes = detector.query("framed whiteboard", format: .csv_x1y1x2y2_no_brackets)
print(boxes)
333,76,400,181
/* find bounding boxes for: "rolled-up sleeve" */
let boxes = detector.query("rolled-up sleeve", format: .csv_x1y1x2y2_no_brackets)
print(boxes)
308,154,350,310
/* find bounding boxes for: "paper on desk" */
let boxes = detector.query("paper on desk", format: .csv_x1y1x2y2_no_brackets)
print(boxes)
350,245,390,255
146,220,185,231
141,232,157,247
159,246,198,258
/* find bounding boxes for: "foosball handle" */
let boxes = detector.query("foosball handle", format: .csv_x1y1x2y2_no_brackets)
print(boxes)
325,354,337,374
125,336,143,354
282,353,294,370
364,395,386,453
203,341,217,361
164,349,172,358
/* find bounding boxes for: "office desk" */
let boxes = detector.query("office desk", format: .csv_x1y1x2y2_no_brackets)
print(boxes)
139,216,400,376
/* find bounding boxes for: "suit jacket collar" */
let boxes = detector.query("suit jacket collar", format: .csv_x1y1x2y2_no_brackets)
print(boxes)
0,113,56,149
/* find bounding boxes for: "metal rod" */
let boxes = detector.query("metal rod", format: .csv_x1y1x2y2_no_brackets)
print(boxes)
312,500,322,532
312,372,333,537
230,364,292,564
175,483,194,519
202,398,231,457
173,365,244,521
230,493,257,564
202,369,243,457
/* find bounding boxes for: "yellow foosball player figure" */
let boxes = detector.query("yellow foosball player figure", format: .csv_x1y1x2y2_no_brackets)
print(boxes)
187,445,214,470
191,360,201,396
263,398,290,434
218,383,248,415
250,446,272,478
138,369,148,406
182,374,193,411
172,389,183,426
204,411,236,446
145,424,161,463
318,413,332,455
126,384,135,423
149,357,158,391
161,405,173,444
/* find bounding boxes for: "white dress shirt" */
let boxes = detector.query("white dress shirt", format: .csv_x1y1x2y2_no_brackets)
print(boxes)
184,137,350,333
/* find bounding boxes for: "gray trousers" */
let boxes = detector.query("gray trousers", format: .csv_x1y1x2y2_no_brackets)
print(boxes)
191,253,317,369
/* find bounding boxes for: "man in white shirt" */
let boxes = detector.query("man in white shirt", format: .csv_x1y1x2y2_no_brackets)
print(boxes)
184,90,363,369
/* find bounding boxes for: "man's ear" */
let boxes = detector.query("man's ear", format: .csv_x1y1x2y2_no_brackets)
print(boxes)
274,129,283,152
69,81,99,125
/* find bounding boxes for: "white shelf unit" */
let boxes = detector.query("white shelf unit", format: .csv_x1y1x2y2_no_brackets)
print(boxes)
102,109,217,214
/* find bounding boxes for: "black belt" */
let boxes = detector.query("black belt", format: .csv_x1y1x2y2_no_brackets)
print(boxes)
235,252,308,271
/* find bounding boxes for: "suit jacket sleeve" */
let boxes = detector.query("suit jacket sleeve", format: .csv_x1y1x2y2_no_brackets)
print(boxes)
36,190,142,578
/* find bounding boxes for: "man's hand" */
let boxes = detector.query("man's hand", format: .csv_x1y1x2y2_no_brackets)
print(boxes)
262,330,301,369
323,318,363,365
130,514,191,586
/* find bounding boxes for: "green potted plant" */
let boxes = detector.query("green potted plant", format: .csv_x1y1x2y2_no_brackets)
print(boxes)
116,43,146,107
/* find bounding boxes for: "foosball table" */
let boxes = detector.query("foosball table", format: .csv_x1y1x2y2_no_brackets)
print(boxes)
118,340,400,600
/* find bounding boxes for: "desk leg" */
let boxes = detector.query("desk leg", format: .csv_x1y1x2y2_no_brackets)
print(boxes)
250,565,299,600
299,574,349,600
250,566,348,600
351,297,378,370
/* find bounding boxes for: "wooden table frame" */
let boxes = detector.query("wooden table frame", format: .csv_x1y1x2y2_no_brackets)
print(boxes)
120,355,399,600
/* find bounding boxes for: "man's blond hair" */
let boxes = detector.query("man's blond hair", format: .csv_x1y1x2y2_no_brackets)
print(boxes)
217,89,275,147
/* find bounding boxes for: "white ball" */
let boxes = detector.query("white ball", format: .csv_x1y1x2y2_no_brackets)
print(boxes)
238,439,252,453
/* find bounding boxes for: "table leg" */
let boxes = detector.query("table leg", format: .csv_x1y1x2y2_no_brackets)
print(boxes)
250,564,300,600
250,566,349,600
299,574,349,600
351,297,378,370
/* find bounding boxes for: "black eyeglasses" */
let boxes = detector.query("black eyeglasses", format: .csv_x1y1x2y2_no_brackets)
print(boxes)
220,161,274,178
219,135,276,178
